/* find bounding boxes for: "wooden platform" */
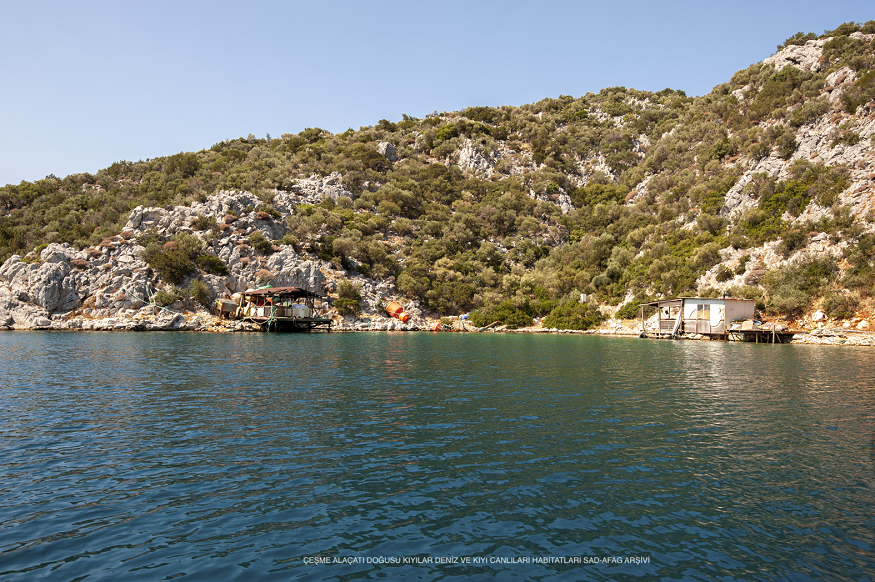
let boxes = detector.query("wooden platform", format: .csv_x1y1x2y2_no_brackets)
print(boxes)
726,329,795,343
641,329,797,343
245,315,332,332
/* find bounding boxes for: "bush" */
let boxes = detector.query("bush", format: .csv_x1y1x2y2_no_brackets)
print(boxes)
762,254,837,316
777,229,806,258
197,254,229,275
143,232,204,285
153,289,177,307
569,183,629,207
542,301,606,330
469,301,533,329
777,32,817,50
189,278,211,307
716,264,733,282
334,298,361,316
841,70,875,113
433,124,459,144
616,300,644,319
192,215,215,231
335,280,362,316
822,293,856,319
280,234,299,248
248,231,273,254
768,285,809,315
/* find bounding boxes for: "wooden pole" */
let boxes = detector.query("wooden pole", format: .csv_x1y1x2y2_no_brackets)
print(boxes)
640,306,645,338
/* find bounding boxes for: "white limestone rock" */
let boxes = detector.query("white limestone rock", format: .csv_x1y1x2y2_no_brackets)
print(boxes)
265,251,326,293
457,138,494,176
763,38,830,73
40,243,86,264
377,142,398,162
280,172,354,204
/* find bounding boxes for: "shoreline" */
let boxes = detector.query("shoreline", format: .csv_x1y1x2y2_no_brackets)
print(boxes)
3,313,874,346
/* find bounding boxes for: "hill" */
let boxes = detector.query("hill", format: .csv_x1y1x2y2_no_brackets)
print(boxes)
2,21,875,332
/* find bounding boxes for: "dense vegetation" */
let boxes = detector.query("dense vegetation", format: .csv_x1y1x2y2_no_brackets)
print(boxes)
2,21,875,327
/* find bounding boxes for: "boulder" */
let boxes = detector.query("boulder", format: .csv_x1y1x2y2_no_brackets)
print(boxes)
457,138,493,175
152,312,186,330
29,262,79,312
376,142,398,162
125,205,169,232
0,299,52,329
40,243,85,264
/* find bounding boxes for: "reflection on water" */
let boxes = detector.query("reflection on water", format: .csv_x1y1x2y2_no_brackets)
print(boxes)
0,332,874,581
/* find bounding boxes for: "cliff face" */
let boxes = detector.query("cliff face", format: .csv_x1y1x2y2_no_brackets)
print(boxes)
3,24,875,332
0,186,425,331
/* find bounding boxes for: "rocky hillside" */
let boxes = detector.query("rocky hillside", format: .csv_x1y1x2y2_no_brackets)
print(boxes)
2,21,875,332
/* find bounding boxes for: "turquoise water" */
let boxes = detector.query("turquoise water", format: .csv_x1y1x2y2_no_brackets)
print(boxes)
1,331,874,581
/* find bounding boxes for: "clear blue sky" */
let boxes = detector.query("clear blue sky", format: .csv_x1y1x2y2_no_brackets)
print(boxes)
1,1,871,186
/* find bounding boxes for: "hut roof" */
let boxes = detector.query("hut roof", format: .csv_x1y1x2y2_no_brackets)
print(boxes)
241,286,320,298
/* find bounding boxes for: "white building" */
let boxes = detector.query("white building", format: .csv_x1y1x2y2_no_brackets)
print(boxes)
642,297,756,337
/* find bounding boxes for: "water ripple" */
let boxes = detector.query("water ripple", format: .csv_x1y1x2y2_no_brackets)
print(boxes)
1,332,874,580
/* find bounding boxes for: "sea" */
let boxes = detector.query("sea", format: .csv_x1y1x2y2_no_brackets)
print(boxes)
1,331,873,581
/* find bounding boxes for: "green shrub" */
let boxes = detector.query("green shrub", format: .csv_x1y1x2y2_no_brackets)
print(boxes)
248,231,273,254
189,278,211,307
777,229,806,258
153,289,177,307
335,280,362,317
469,301,533,329
197,254,229,275
763,253,837,298
334,298,361,316
192,214,215,231
337,280,362,301
841,270,874,293
777,32,816,50
280,234,299,248
542,300,606,330
256,204,281,219
776,131,797,160
841,70,875,113
616,300,644,319
433,124,459,144
822,293,856,319
768,285,810,315
144,232,204,284
716,264,733,282
569,183,629,207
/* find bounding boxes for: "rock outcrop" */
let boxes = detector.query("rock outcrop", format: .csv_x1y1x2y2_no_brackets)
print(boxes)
0,187,432,331
763,38,831,73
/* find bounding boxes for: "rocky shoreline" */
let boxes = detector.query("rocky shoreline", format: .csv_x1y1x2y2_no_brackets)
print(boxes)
3,307,873,347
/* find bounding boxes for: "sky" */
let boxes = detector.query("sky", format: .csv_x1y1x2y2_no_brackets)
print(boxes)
1,0,872,186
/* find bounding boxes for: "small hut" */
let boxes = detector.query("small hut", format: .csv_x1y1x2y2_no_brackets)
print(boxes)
232,286,332,332
641,297,755,338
